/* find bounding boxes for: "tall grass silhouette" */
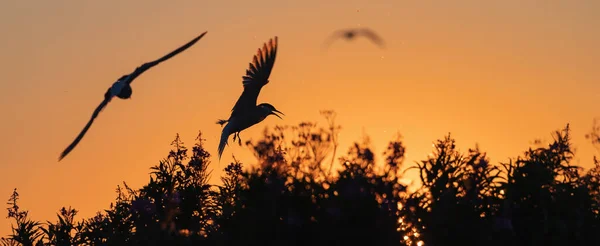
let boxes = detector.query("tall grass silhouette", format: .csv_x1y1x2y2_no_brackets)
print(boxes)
3,112,600,246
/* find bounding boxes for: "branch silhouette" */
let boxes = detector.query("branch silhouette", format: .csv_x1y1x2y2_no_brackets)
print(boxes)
3,115,600,246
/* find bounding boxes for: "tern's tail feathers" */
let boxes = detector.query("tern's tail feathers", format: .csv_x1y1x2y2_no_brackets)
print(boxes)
217,126,231,161
216,119,228,127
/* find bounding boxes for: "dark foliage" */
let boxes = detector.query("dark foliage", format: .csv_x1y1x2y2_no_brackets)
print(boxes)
3,113,600,246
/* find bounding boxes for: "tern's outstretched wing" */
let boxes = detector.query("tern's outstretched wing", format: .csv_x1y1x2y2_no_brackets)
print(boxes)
357,28,385,48
58,93,111,161
230,37,278,117
322,29,350,50
125,31,208,85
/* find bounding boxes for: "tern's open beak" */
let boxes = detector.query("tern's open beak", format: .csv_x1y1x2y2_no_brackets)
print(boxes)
272,109,284,119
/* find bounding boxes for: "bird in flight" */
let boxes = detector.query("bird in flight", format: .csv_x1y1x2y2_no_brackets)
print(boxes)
58,31,208,161
323,27,385,49
216,36,284,160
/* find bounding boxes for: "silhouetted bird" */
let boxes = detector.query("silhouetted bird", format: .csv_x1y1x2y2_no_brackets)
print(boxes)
323,28,385,49
58,31,208,161
216,37,283,160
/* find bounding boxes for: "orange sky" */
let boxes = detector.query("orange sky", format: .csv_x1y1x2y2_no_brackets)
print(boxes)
1,0,599,236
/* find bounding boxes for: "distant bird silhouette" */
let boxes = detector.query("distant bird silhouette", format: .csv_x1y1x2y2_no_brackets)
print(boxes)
323,28,385,49
58,31,208,161
216,37,283,160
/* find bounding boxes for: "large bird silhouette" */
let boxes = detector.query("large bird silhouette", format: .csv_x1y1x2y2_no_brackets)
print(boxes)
323,27,385,49
216,36,283,160
58,31,208,161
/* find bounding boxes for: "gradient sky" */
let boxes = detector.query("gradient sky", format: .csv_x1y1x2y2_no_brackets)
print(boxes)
1,0,599,236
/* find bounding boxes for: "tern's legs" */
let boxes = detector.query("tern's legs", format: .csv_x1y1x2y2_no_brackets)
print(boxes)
232,132,242,146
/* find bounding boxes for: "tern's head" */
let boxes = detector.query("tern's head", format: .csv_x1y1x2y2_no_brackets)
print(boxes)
116,84,132,99
345,31,355,39
112,75,132,99
258,103,284,120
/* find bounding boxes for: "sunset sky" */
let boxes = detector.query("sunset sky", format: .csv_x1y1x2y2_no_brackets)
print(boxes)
1,0,599,236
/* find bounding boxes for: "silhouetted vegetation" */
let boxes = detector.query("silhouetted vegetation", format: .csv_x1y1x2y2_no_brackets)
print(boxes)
3,112,600,246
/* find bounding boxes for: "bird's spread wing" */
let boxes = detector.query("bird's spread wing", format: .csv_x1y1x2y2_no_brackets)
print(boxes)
322,29,349,50
125,31,208,85
58,94,111,161
357,28,385,48
230,37,278,116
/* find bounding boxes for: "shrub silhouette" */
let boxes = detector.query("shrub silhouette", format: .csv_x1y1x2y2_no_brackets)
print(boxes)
2,113,600,246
